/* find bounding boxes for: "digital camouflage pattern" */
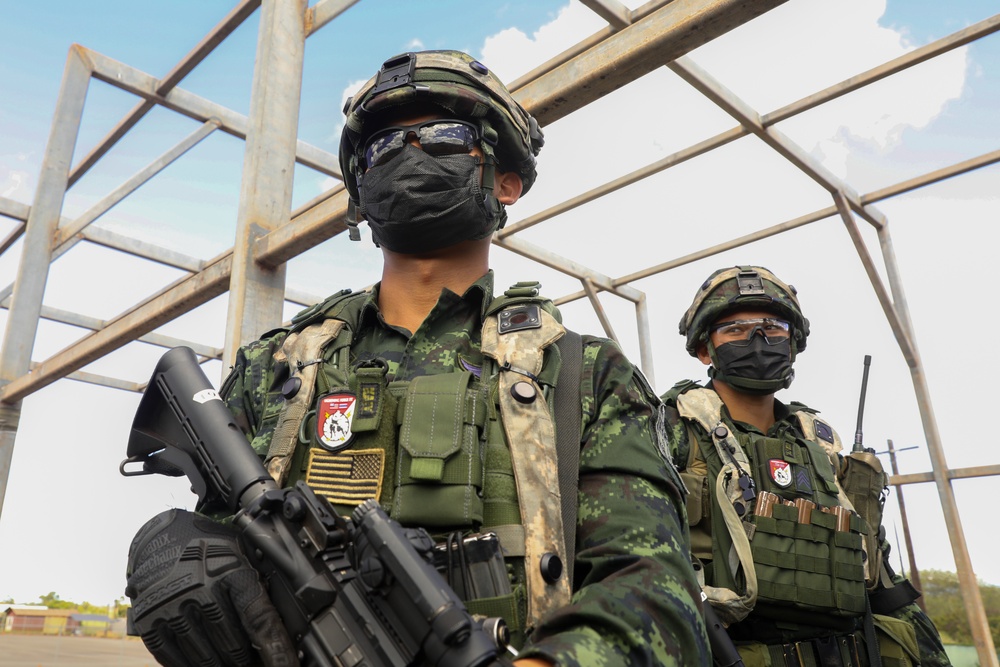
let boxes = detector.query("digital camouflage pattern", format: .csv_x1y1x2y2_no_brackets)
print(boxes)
663,385,951,665
885,574,952,667
679,266,810,358
222,271,711,666
340,50,544,200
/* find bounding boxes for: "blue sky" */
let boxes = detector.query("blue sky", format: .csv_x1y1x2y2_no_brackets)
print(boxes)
1,0,998,612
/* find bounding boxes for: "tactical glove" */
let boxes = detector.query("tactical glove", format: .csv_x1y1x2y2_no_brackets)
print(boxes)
125,509,298,667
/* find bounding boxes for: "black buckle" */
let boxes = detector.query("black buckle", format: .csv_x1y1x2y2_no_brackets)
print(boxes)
372,52,416,95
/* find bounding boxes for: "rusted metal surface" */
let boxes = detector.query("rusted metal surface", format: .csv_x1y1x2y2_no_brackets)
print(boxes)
516,0,791,125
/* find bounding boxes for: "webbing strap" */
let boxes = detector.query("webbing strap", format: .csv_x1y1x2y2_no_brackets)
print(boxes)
267,319,345,485
554,330,582,587
482,308,571,628
676,389,758,624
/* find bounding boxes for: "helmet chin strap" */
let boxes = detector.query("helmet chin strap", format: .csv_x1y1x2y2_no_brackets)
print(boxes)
706,339,794,395
477,138,508,233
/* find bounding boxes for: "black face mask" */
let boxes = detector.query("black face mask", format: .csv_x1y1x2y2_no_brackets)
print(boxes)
710,334,794,394
358,145,505,254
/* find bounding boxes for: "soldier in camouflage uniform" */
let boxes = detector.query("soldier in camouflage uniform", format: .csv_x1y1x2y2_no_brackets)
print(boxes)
125,50,710,667
661,265,950,667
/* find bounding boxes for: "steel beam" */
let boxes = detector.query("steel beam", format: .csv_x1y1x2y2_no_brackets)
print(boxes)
305,0,360,36
68,0,262,186
874,218,998,666
224,0,307,367
762,13,1000,126
0,45,92,518
833,194,917,366
582,278,619,343
0,253,233,404
891,465,1000,486
580,0,633,30
514,0,790,126
668,56,888,230
83,48,340,178
862,148,1000,205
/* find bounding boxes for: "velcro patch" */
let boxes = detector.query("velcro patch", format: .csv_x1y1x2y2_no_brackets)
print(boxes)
814,419,835,443
769,459,792,488
305,448,384,507
317,393,356,451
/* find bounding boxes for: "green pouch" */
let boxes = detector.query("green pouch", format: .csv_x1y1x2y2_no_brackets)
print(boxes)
752,500,866,620
870,613,920,667
392,372,487,528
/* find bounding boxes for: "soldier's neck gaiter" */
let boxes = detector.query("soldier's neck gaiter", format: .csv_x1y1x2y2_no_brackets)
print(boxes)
359,145,505,254
710,335,794,394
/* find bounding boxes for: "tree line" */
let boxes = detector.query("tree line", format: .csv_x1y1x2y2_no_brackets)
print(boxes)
1,591,129,618
3,573,999,644
919,570,1000,645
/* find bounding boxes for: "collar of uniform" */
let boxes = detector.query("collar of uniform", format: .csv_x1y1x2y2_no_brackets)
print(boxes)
721,397,794,437
356,270,495,333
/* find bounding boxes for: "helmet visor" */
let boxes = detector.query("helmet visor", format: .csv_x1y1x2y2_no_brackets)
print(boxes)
362,119,481,170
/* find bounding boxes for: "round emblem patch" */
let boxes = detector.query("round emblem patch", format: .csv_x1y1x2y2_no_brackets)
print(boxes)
768,459,792,488
317,393,356,452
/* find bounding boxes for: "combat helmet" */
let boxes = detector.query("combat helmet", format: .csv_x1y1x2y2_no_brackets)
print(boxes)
679,265,810,359
340,50,544,211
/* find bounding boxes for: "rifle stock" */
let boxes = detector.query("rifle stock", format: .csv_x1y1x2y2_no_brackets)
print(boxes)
121,346,509,667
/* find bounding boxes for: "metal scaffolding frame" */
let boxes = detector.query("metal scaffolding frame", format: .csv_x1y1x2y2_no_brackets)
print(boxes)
1,0,998,662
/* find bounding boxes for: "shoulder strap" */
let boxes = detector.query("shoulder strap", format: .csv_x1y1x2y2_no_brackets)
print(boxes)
266,318,347,484
675,387,758,625
481,299,572,630
554,329,582,587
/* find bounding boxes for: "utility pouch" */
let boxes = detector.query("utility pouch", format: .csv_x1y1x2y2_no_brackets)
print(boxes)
434,532,512,602
857,613,920,667
751,498,867,622
840,451,888,587
392,371,487,528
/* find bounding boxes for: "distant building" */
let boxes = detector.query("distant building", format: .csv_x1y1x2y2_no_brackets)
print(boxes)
2,607,75,634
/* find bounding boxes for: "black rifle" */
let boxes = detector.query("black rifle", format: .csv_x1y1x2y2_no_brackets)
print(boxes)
702,592,745,667
121,346,511,667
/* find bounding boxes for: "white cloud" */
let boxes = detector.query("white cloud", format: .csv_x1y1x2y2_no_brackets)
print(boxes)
688,0,968,172
481,2,605,82
1,166,30,201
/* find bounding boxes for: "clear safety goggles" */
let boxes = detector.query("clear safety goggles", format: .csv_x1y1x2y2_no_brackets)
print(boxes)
710,317,791,345
362,119,482,170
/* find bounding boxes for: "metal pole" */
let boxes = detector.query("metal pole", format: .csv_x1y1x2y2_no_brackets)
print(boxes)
634,293,655,388
0,45,92,519
883,440,925,612
223,0,307,368
876,223,997,666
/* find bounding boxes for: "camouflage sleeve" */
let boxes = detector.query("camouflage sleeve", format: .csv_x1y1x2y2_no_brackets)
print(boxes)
219,331,288,456
519,337,711,666
659,401,690,471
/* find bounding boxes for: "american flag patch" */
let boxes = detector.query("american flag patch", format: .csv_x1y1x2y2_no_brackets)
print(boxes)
305,448,384,507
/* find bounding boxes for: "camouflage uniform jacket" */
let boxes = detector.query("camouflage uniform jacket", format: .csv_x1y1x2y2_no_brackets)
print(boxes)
663,381,950,666
221,272,711,667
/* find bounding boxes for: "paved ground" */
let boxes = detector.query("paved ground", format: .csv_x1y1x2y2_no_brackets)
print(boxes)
0,635,156,666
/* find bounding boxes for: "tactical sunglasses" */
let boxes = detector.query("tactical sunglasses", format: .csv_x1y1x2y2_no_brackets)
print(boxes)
711,317,791,345
362,119,482,170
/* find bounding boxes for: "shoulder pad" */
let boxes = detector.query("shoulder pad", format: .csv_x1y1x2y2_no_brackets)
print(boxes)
788,400,818,415
661,379,701,404
257,326,289,341
289,288,356,333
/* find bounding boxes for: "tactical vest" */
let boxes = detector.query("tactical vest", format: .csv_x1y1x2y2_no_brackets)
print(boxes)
247,283,581,641
669,383,869,634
